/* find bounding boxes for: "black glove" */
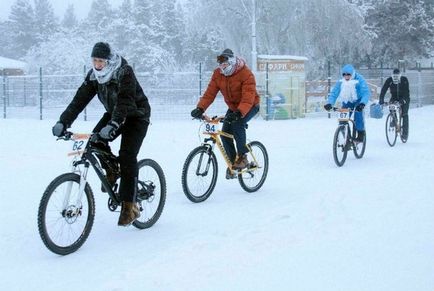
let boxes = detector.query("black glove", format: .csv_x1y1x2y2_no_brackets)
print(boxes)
355,103,365,112
324,104,332,111
52,121,66,137
225,110,242,123
400,99,407,105
99,121,120,140
191,107,204,119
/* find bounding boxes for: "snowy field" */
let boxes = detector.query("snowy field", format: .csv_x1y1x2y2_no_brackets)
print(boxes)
0,106,433,291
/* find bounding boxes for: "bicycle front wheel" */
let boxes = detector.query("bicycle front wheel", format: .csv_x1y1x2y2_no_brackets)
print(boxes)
238,141,269,192
133,159,166,229
385,113,397,147
38,173,95,255
182,146,218,203
333,125,348,167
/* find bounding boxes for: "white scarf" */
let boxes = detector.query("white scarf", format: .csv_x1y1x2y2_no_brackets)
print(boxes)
338,78,359,103
92,53,122,84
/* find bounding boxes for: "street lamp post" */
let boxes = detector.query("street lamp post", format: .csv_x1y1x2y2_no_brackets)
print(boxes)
251,0,257,73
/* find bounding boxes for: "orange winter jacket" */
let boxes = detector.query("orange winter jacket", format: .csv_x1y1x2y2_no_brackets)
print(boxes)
197,66,260,117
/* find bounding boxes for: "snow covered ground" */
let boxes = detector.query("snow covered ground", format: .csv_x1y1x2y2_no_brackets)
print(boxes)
0,106,433,291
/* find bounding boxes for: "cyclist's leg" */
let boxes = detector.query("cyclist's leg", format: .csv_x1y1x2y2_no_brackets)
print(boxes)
118,118,149,202
117,118,149,226
401,99,409,137
232,106,259,169
233,105,259,156
222,110,237,163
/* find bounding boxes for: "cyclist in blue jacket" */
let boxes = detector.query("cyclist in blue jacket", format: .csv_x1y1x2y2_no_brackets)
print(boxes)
324,64,371,142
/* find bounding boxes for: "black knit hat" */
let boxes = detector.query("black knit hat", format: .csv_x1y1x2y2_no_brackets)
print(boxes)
393,68,400,74
91,42,111,59
218,48,234,58
217,48,234,63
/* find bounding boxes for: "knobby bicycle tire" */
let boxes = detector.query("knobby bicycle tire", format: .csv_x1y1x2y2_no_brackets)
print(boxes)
38,173,95,255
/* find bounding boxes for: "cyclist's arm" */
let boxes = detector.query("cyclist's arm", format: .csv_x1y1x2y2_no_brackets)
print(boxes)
59,70,97,127
379,77,392,104
238,70,257,117
357,76,371,105
112,65,137,124
401,76,410,100
197,69,220,111
327,80,342,105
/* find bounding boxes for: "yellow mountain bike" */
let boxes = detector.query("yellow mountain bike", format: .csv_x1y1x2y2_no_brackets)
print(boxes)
181,115,269,203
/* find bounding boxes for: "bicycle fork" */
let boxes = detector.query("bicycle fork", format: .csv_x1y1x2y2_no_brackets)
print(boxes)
61,163,89,211
196,144,214,176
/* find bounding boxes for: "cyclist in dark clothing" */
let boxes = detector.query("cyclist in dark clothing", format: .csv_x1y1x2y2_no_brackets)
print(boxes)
379,68,410,139
52,42,151,226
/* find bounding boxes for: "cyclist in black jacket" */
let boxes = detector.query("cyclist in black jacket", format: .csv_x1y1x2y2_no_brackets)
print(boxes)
51,42,151,226
379,68,410,139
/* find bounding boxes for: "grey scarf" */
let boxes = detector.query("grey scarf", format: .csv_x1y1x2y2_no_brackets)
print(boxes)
92,53,122,84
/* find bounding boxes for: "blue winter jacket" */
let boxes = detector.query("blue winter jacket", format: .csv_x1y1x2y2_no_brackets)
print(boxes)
327,64,371,105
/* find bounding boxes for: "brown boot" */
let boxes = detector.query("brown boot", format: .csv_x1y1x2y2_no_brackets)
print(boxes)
118,202,141,226
233,154,248,170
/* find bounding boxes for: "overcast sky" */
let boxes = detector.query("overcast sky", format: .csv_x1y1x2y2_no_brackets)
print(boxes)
0,0,124,21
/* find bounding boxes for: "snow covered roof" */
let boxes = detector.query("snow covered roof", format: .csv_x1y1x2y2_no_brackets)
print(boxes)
258,54,308,61
0,56,28,70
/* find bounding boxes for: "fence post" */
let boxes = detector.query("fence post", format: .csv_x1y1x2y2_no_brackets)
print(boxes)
83,65,87,121
39,67,43,120
2,73,6,119
327,60,331,118
417,62,422,107
199,62,202,96
23,76,27,106
265,62,270,121
380,61,384,86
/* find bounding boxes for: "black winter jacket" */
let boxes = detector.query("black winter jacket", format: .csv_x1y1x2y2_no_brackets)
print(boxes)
379,76,410,104
60,57,151,127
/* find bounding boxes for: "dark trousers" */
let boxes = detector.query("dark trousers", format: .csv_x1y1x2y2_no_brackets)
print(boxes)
93,113,149,202
391,98,409,135
221,105,259,163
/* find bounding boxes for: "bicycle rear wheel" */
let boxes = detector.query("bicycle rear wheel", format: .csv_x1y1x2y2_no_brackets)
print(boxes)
181,146,218,203
238,141,269,192
133,159,166,229
38,173,95,255
400,115,408,143
385,113,397,147
333,125,348,167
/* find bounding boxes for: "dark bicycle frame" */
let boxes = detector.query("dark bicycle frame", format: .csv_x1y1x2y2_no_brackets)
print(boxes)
64,132,122,205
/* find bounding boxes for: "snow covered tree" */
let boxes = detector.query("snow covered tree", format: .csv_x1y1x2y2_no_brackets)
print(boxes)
365,0,434,66
62,4,78,30
7,0,36,58
33,0,59,43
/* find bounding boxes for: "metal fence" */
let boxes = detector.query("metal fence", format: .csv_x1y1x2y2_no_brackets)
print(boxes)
1,66,433,121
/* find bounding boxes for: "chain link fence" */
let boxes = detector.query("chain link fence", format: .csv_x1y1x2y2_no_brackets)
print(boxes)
2,65,434,121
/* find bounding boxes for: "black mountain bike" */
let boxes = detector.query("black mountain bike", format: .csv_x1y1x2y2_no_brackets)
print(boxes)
331,108,366,167
38,132,166,255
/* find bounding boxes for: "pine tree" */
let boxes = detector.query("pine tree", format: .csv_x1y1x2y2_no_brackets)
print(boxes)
7,0,36,58
62,4,78,29
34,0,58,43
365,0,434,66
